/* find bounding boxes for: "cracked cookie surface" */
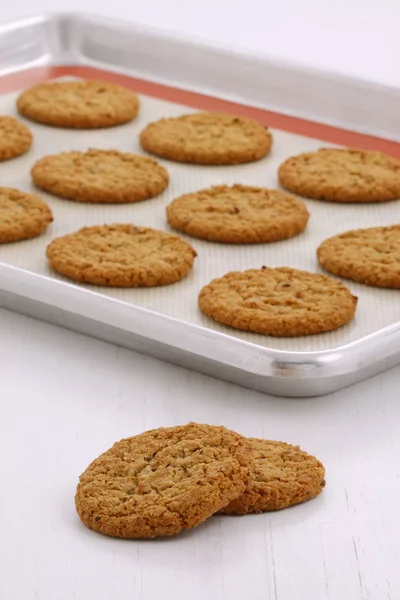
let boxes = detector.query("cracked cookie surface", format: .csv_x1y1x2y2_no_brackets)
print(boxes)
220,438,325,515
31,149,169,203
0,116,32,161
0,186,52,243
278,148,400,202
75,422,253,538
140,112,272,165
46,224,197,287
199,267,358,337
317,225,400,288
220,438,326,515
166,184,309,243
17,80,139,128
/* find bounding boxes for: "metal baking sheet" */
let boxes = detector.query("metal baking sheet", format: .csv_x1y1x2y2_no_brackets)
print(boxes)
0,13,399,397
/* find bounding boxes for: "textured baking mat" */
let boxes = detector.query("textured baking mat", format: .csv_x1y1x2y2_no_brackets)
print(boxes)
0,83,398,352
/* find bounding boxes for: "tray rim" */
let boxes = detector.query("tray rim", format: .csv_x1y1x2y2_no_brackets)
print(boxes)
2,10,399,92
1,11,400,140
0,11,399,397
1,260,400,365
1,262,400,398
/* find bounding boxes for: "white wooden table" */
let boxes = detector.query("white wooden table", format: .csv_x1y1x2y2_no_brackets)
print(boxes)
1,2,400,599
2,307,400,600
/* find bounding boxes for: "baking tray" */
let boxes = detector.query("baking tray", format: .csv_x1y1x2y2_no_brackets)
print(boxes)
0,12,399,398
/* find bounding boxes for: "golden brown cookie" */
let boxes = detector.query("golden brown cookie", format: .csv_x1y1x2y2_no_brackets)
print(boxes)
46,224,197,287
0,187,53,244
17,80,139,129
75,422,253,539
278,148,400,203
220,439,326,515
31,149,169,203
140,112,272,165
317,225,400,288
199,267,358,337
0,116,32,161
166,184,309,243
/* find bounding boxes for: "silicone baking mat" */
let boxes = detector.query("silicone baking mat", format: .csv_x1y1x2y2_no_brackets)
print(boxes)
0,75,399,352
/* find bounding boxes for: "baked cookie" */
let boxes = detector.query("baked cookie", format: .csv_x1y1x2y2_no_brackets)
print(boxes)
46,224,197,287
199,267,358,337
0,116,32,161
31,149,169,203
166,184,309,243
278,148,400,203
220,439,325,515
17,80,139,128
140,112,272,165
317,225,400,288
0,186,52,243
75,422,253,539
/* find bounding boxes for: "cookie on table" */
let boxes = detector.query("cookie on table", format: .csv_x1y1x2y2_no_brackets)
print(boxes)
199,266,358,337
166,184,309,243
31,149,169,203
317,225,400,288
0,187,52,244
0,116,32,161
46,224,197,287
17,80,139,129
140,112,272,165
278,148,400,203
75,422,253,539
220,439,326,515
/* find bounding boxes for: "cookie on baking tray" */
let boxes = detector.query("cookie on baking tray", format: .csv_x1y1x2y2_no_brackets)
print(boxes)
278,148,400,203
31,149,169,203
17,80,139,129
198,266,358,337
75,422,253,539
317,225,400,288
46,224,197,287
0,116,32,161
220,439,326,515
140,112,272,165
0,186,53,244
166,184,309,243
